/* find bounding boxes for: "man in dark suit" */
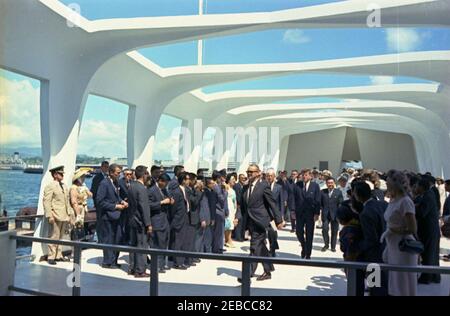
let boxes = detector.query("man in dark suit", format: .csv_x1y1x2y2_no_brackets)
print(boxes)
148,173,174,273
232,174,247,241
239,164,284,282
118,168,133,200
414,178,441,284
91,160,109,242
119,168,133,246
444,180,450,218
192,178,210,254
276,171,290,223
127,165,152,278
211,170,228,254
353,181,388,296
293,169,321,259
426,175,442,211
168,172,191,269
320,177,343,252
184,173,202,266
287,170,300,233
168,165,185,192
204,178,218,253
266,169,282,257
96,163,128,268
149,165,162,188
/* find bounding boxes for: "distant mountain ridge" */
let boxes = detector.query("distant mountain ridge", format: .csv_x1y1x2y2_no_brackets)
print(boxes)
0,146,42,157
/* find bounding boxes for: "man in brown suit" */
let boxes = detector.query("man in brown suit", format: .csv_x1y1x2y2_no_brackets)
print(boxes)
43,166,72,265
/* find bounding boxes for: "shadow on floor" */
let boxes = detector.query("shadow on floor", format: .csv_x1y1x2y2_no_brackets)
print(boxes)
216,267,241,278
14,259,450,296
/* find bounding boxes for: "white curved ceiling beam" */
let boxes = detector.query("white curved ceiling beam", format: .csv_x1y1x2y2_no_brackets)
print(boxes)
190,83,450,126
90,51,450,120
162,50,450,121
41,0,450,32
207,101,449,140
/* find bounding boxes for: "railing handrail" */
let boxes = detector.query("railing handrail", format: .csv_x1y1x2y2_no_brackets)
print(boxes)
0,214,43,222
11,234,450,274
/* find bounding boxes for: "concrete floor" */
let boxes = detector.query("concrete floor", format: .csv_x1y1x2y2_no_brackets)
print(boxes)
13,224,450,296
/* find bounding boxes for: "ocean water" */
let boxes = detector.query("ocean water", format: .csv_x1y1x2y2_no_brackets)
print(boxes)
0,170,93,216
0,170,94,256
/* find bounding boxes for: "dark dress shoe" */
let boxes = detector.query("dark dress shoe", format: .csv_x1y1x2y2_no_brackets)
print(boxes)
128,269,135,275
256,272,272,281
112,263,122,268
101,264,113,269
321,246,329,252
173,264,188,270
331,249,336,252
305,256,311,260
193,259,201,263
48,259,57,265
158,268,166,274
237,274,257,283
56,257,70,262
431,275,441,283
189,263,197,267
290,229,295,233
418,278,430,284
134,272,150,278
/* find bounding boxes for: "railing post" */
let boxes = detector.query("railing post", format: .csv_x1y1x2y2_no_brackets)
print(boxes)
150,254,159,296
72,245,81,296
346,268,357,296
241,261,251,296
1,231,16,296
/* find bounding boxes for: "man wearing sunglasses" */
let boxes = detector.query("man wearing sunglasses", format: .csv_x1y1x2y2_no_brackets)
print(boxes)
238,164,284,282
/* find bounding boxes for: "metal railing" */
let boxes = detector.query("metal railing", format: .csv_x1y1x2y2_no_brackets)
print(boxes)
8,234,450,296
0,215,43,222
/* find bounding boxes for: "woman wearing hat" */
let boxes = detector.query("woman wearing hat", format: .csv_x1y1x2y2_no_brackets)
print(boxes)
69,168,93,240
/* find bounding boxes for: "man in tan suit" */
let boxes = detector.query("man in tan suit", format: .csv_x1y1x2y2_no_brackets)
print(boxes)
43,165,72,265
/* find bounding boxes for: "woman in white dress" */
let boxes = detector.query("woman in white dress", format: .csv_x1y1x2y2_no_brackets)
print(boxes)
224,174,238,248
381,170,419,296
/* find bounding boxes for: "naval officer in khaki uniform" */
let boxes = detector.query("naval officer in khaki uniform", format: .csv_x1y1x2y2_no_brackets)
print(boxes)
43,165,73,265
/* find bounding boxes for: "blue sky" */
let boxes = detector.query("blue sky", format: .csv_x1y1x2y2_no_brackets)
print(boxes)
1,1,450,160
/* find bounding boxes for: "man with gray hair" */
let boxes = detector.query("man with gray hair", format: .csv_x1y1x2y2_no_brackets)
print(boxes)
265,169,282,257
238,164,284,282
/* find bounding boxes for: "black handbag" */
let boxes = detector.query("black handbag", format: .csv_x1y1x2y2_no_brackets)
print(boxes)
398,236,424,254
70,225,86,241
441,221,450,238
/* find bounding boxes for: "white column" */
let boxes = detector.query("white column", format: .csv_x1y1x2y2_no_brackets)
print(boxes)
127,105,163,168
215,132,237,171
183,119,206,173
33,76,89,257
278,136,290,171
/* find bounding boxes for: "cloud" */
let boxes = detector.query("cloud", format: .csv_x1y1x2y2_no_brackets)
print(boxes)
282,29,311,45
78,119,127,158
370,76,395,85
0,76,41,146
154,124,180,161
385,28,424,52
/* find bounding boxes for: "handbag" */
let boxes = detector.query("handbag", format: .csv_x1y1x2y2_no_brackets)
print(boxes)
398,236,424,254
441,221,450,238
224,217,232,231
70,225,86,241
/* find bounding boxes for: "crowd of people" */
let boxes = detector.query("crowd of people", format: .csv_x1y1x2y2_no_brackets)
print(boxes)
42,161,450,295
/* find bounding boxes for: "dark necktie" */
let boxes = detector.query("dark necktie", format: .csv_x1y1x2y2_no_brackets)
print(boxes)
247,183,254,202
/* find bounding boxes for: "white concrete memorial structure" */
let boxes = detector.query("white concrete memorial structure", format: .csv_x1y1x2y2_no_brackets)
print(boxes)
1,0,449,258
